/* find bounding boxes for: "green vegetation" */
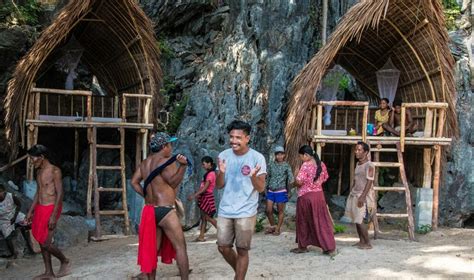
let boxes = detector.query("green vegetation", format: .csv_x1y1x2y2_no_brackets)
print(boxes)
416,224,432,234
338,75,350,91
442,0,461,31
156,76,187,134
333,224,346,234
0,0,43,26
167,95,188,134
157,38,175,59
255,216,266,233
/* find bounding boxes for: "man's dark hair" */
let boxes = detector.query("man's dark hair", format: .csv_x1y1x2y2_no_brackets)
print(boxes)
27,144,50,159
357,141,370,152
381,98,390,104
226,120,251,135
393,99,402,107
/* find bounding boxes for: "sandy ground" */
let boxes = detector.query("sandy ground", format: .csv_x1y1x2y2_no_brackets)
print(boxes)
2,226,473,279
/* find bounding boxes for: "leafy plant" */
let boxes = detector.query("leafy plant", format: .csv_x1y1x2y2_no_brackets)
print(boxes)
333,224,346,234
416,224,432,234
255,216,266,233
442,0,461,31
157,38,174,59
0,0,43,26
338,75,350,91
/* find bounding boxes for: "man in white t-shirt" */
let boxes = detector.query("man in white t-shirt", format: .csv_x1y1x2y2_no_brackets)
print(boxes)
216,120,267,280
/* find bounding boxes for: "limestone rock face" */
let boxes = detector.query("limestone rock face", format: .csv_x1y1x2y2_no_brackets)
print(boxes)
440,30,474,227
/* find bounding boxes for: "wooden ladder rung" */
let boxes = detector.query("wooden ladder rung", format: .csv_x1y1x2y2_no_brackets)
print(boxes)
96,166,122,170
371,148,398,152
99,210,126,215
97,144,121,149
373,186,406,191
98,187,124,192
376,213,409,218
373,162,402,168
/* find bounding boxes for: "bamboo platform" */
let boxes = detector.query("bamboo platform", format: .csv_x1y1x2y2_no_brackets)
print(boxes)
309,100,452,229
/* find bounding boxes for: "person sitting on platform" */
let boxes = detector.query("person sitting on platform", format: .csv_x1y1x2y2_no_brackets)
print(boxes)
374,98,391,136
382,99,418,136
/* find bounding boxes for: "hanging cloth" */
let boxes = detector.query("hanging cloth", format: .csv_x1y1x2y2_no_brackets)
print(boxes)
376,58,400,105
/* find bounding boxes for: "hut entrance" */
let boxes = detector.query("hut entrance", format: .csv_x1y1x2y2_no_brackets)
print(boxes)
5,0,162,239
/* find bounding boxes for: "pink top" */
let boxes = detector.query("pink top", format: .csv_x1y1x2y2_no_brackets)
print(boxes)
201,171,216,194
296,161,329,197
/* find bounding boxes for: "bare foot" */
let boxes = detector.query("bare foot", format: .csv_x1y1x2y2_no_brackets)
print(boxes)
357,243,373,250
290,247,309,254
272,229,281,236
56,259,72,278
352,242,362,247
323,250,337,257
33,273,55,280
193,237,206,242
264,226,275,235
131,272,146,280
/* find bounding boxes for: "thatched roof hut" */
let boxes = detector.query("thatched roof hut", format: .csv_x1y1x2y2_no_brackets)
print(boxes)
4,0,161,155
285,0,456,166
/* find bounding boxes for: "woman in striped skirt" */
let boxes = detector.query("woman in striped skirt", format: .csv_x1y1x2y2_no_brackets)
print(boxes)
188,156,217,241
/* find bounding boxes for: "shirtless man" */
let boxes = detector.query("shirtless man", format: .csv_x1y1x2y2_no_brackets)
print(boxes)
26,144,70,279
382,99,418,136
131,132,189,280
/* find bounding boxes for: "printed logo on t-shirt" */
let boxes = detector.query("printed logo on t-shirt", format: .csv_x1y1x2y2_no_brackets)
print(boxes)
241,165,251,176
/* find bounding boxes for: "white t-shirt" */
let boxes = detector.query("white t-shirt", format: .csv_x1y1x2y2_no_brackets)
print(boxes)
218,148,267,218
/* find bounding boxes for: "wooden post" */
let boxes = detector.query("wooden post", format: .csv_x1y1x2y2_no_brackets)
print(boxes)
362,104,368,142
436,108,446,137
316,105,323,157
74,129,79,180
400,106,406,152
92,127,101,238
86,127,94,218
432,145,441,230
86,95,92,121
135,132,142,169
311,106,317,136
114,96,119,118
349,145,355,191
120,127,130,235
422,108,434,188
337,145,344,195
121,95,127,122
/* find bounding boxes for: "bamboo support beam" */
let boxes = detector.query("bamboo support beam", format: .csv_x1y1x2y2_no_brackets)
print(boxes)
74,129,79,180
120,127,130,235
349,146,355,192
122,95,127,122
432,145,441,230
316,105,323,157
122,93,153,99
402,102,448,109
400,106,406,152
436,108,446,137
86,95,92,121
316,101,369,107
422,108,434,188
362,105,368,142
31,87,92,96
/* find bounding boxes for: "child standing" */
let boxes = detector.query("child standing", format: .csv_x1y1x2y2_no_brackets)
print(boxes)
265,146,294,236
188,156,217,241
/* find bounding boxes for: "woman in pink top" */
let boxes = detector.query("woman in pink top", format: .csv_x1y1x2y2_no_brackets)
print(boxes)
291,145,336,256
188,156,217,241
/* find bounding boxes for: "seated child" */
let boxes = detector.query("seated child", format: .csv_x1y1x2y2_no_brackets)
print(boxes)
374,98,391,136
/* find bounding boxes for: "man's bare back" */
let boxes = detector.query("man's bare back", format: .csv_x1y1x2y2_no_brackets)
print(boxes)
139,154,177,206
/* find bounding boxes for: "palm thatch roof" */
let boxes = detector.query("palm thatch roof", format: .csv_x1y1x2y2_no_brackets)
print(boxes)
285,0,456,167
4,0,161,155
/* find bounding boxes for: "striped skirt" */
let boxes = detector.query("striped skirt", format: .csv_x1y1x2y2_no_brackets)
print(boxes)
198,192,216,217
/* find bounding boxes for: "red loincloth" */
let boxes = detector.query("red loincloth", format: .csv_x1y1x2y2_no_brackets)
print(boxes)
31,204,62,245
138,205,176,273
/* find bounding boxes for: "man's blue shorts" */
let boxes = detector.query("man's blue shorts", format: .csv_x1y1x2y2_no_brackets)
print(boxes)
266,190,289,203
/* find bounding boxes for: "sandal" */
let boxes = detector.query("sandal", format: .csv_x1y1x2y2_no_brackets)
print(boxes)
290,248,309,254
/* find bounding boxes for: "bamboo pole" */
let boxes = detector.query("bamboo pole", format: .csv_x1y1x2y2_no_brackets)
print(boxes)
316,100,369,106
120,127,130,235
74,129,79,180
0,155,27,172
86,95,92,121
92,127,101,238
311,106,317,136
337,145,344,195
362,104,368,142
316,105,323,157
349,145,355,192
436,108,446,137
422,108,434,188
122,95,127,122
86,127,93,218
31,87,92,96
432,145,441,230
400,106,406,152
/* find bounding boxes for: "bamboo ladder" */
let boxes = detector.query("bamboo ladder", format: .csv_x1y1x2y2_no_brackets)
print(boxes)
370,142,415,241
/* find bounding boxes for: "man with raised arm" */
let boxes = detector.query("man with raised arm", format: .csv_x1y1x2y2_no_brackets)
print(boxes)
26,144,70,279
131,132,190,280
216,120,267,280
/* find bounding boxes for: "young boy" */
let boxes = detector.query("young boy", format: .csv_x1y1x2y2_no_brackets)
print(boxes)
265,146,294,236
342,141,375,249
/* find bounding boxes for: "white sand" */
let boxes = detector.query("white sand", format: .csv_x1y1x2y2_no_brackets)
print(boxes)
2,227,473,279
